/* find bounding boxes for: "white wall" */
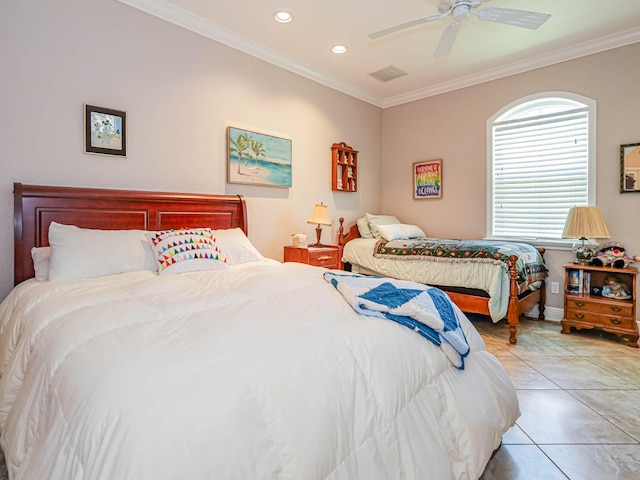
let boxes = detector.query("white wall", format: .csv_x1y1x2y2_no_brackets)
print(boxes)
381,43,640,312
3,1,637,314
0,0,383,300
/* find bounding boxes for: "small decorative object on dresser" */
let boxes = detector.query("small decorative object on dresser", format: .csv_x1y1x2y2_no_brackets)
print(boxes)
283,245,343,270
291,233,307,248
561,263,638,347
592,242,638,269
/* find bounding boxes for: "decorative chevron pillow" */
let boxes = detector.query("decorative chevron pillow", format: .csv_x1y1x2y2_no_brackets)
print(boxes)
146,228,228,275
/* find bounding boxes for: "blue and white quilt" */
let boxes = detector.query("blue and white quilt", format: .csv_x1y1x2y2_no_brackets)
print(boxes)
324,272,470,369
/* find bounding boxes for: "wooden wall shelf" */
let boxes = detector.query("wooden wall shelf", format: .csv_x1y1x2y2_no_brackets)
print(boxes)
331,142,358,192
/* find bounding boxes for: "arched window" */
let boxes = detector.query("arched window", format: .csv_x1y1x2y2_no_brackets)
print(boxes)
487,92,596,245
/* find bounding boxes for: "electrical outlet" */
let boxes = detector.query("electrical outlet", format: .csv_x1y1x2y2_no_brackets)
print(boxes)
551,282,560,294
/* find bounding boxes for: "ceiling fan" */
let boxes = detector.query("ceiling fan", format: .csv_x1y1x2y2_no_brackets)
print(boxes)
368,0,551,57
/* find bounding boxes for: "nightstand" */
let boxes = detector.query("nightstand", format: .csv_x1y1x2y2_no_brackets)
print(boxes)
283,245,343,270
561,263,638,347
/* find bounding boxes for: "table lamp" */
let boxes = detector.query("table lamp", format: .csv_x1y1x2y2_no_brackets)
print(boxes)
307,203,332,248
562,206,610,264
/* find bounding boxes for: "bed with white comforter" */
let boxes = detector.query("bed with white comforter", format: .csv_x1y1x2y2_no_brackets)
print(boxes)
0,259,518,480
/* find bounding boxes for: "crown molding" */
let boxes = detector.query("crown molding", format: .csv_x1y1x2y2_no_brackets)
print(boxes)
382,27,640,108
118,1,639,109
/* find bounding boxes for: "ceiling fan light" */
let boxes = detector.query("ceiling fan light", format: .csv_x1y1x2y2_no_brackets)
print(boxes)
452,4,470,21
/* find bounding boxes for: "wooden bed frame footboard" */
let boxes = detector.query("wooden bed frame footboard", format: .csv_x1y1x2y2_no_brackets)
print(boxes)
338,218,546,345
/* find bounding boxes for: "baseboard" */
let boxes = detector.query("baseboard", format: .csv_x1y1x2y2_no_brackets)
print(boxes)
524,305,563,322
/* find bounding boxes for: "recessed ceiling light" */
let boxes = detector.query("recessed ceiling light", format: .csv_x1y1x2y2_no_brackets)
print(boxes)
332,45,348,54
273,11,293,23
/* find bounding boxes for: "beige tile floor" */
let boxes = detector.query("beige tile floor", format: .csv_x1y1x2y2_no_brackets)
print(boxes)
476,316,640,480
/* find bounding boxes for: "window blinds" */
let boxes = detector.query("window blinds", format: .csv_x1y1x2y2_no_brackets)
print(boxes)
492,107,589,240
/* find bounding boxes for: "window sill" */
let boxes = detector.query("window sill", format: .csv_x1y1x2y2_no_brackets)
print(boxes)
484,236,574,251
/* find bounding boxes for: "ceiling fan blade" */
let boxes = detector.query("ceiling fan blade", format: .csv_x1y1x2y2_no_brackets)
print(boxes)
368,6,454,40
434,21,460,57
474,7,551,30
368,17,432,39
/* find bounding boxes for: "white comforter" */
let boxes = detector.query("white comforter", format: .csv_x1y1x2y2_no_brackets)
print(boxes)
343,238,513,321
0,260,518,480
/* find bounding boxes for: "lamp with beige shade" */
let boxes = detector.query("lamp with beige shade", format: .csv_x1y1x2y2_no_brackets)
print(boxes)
307,203,332,248
562,206,610,264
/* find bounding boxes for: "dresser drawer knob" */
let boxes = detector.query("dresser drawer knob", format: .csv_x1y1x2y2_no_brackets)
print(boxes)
316,255,332,260
610,318,622,325
610,306,622,313
575,313,585,320
575,301,585,307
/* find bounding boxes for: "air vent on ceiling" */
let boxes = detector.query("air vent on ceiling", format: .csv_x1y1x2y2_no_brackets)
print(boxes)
368,65,408,83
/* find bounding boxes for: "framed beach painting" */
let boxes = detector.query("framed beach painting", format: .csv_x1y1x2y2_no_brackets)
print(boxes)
84,104,126,157
227,126,292,188
413,159,442,199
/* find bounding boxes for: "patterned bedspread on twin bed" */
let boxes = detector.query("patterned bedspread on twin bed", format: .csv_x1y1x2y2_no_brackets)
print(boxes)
374,238,547,293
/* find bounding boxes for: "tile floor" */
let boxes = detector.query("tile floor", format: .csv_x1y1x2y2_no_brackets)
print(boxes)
475,316,640,480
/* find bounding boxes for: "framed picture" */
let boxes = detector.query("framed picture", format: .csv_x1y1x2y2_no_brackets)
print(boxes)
413,159,442,199
84,104,126,157
620,142,640,193
227,126,292,188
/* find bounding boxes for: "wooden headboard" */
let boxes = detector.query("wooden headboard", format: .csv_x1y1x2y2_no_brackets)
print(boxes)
13,183,247,285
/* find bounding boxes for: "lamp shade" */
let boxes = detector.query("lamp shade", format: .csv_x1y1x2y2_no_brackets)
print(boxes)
562,206,610,239
307,203,332,226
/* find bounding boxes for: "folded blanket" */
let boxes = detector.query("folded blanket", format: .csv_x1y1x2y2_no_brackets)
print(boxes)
324,272,470,369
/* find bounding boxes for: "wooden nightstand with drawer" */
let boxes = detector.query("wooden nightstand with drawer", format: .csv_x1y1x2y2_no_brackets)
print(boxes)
283,245,343,270
561,263,638,347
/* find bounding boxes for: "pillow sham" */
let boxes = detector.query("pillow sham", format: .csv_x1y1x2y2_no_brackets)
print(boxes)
211,228,264,265
375,224,409,241
356,217,374,239
48,222,158,281
365,213,401,239
402,224,426,239
146,228,227,275
31,246,51,281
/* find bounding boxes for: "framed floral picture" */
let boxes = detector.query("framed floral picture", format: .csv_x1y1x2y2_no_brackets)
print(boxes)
413,159,442,199
84,104,127,157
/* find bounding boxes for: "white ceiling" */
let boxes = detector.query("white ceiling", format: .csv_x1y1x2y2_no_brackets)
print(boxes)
119,0,640,108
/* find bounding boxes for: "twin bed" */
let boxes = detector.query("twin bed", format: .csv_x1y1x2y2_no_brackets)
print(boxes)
0,183,521,479
338,217,547,345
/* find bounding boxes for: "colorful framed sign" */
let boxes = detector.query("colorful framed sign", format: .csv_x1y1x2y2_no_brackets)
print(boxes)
413,159,442,199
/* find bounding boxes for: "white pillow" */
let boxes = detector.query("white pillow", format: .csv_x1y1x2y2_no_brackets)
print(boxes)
402,224,426,239
375,224,409,241
146,228,227,275
211,228,264,265
356,217,374,239
31,246,51,281
48,223,158,281
365,213,401,239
